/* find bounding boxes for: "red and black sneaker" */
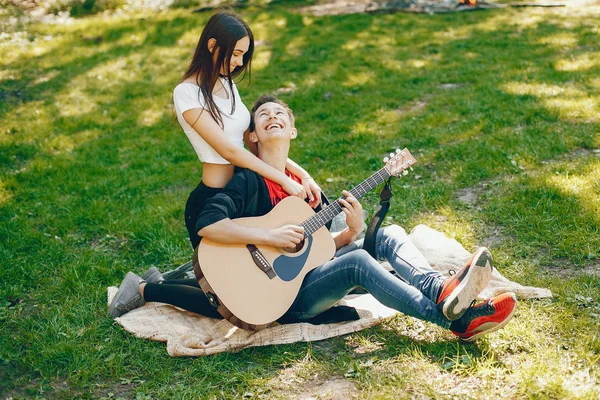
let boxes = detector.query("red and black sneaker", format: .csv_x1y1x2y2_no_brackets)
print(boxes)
437,247,494,321
450,292,517,342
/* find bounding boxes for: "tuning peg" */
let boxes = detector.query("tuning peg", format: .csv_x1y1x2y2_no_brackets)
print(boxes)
410,167,414,171
396,149,401,154
389,152,395,158
383,157,389,163
403,170,408,176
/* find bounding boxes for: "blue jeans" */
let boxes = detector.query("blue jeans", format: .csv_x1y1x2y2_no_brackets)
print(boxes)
285,225,451,329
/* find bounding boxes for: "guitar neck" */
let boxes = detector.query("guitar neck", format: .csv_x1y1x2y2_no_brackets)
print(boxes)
301,167,391,237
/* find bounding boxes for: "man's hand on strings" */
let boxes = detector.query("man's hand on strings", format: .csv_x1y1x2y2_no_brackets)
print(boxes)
338,190,364,234
268,224,305,249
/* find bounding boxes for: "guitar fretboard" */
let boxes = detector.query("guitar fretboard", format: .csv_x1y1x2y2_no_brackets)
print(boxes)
300,167,391,237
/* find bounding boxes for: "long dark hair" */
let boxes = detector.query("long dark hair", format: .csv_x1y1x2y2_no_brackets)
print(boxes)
182,11,254,128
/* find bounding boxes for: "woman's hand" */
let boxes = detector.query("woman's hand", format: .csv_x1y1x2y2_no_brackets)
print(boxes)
282,178,307,200
338,190,364,236
301,176,322,208
267,224,305,248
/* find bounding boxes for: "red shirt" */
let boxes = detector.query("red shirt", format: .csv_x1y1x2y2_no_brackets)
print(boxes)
263,170,302,206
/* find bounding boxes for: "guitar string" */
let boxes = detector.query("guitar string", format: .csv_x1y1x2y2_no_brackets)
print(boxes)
300,167,391,236
300,154,414,236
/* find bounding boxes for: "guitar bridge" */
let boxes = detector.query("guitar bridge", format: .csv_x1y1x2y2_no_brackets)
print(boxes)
246,244,276,279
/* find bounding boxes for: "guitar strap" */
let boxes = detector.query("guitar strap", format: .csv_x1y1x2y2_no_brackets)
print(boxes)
363,178,393,259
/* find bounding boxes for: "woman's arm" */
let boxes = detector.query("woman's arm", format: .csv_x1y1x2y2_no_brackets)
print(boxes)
183,108,306,198
286,158,322,208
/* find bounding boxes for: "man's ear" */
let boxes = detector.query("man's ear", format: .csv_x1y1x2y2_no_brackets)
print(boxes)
248,131,259,143
207,38,217,53
290,127,298,139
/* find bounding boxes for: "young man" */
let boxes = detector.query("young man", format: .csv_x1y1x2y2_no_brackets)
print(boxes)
109,95,517,342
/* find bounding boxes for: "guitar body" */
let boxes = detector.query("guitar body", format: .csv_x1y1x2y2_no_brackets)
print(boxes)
196,196,336,328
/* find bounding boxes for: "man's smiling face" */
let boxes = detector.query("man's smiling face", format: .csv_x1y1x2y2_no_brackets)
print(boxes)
252,102,297,142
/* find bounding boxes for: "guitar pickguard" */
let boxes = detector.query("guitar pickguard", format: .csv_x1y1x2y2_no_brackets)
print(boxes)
272,236,314,282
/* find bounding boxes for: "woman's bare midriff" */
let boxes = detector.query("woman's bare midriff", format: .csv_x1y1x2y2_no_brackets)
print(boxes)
201,162,236,188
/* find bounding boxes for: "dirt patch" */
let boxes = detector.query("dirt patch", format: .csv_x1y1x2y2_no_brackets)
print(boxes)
89,234,131,253
92,381,137,400
299,0,500,16
296,377,358,400
438,83,466,90
542,264,600,279
267,354,359,400
456,187,478,206
541,148,600,166
455,181,492,208
345,336,385,354
396,100,428,118
479,227,508,248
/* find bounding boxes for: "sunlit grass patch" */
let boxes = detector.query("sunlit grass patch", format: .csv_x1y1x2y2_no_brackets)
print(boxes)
482,152,600,263
55,86,100,117
502,82,585,98
0,179,13,206
538,31,580,48
555,51,600,72
544,97,599,122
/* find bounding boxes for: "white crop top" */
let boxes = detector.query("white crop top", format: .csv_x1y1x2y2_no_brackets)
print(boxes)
173,79,251,164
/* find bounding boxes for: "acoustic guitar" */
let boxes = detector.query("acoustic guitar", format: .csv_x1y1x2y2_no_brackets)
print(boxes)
193,148,417,330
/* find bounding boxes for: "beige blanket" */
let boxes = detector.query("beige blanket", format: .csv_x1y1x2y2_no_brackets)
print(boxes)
108,224,551,357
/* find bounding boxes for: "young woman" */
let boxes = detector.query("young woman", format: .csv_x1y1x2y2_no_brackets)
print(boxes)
173,11,321,249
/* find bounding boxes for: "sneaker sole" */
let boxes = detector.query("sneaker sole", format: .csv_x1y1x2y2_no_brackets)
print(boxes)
459,293,517,343
443,247,494,321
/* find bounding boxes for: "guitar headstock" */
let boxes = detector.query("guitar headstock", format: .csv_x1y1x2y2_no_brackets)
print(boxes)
384,148,417,177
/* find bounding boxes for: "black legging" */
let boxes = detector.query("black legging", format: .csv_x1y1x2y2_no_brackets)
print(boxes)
144,279,222,319
184,181,222,249
143,279,358,324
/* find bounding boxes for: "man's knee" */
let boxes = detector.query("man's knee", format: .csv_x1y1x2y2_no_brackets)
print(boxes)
351,249,380,267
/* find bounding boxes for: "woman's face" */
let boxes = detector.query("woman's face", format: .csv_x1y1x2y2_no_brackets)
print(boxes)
217,35,250,75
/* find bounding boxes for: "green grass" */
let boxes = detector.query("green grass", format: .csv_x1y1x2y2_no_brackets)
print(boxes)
1,2,599,399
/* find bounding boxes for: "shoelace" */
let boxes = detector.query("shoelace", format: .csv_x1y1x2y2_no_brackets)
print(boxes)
452,299,493,332
464,299,493,320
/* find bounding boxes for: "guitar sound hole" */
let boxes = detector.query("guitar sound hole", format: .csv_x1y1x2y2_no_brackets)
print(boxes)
283,238,305,254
